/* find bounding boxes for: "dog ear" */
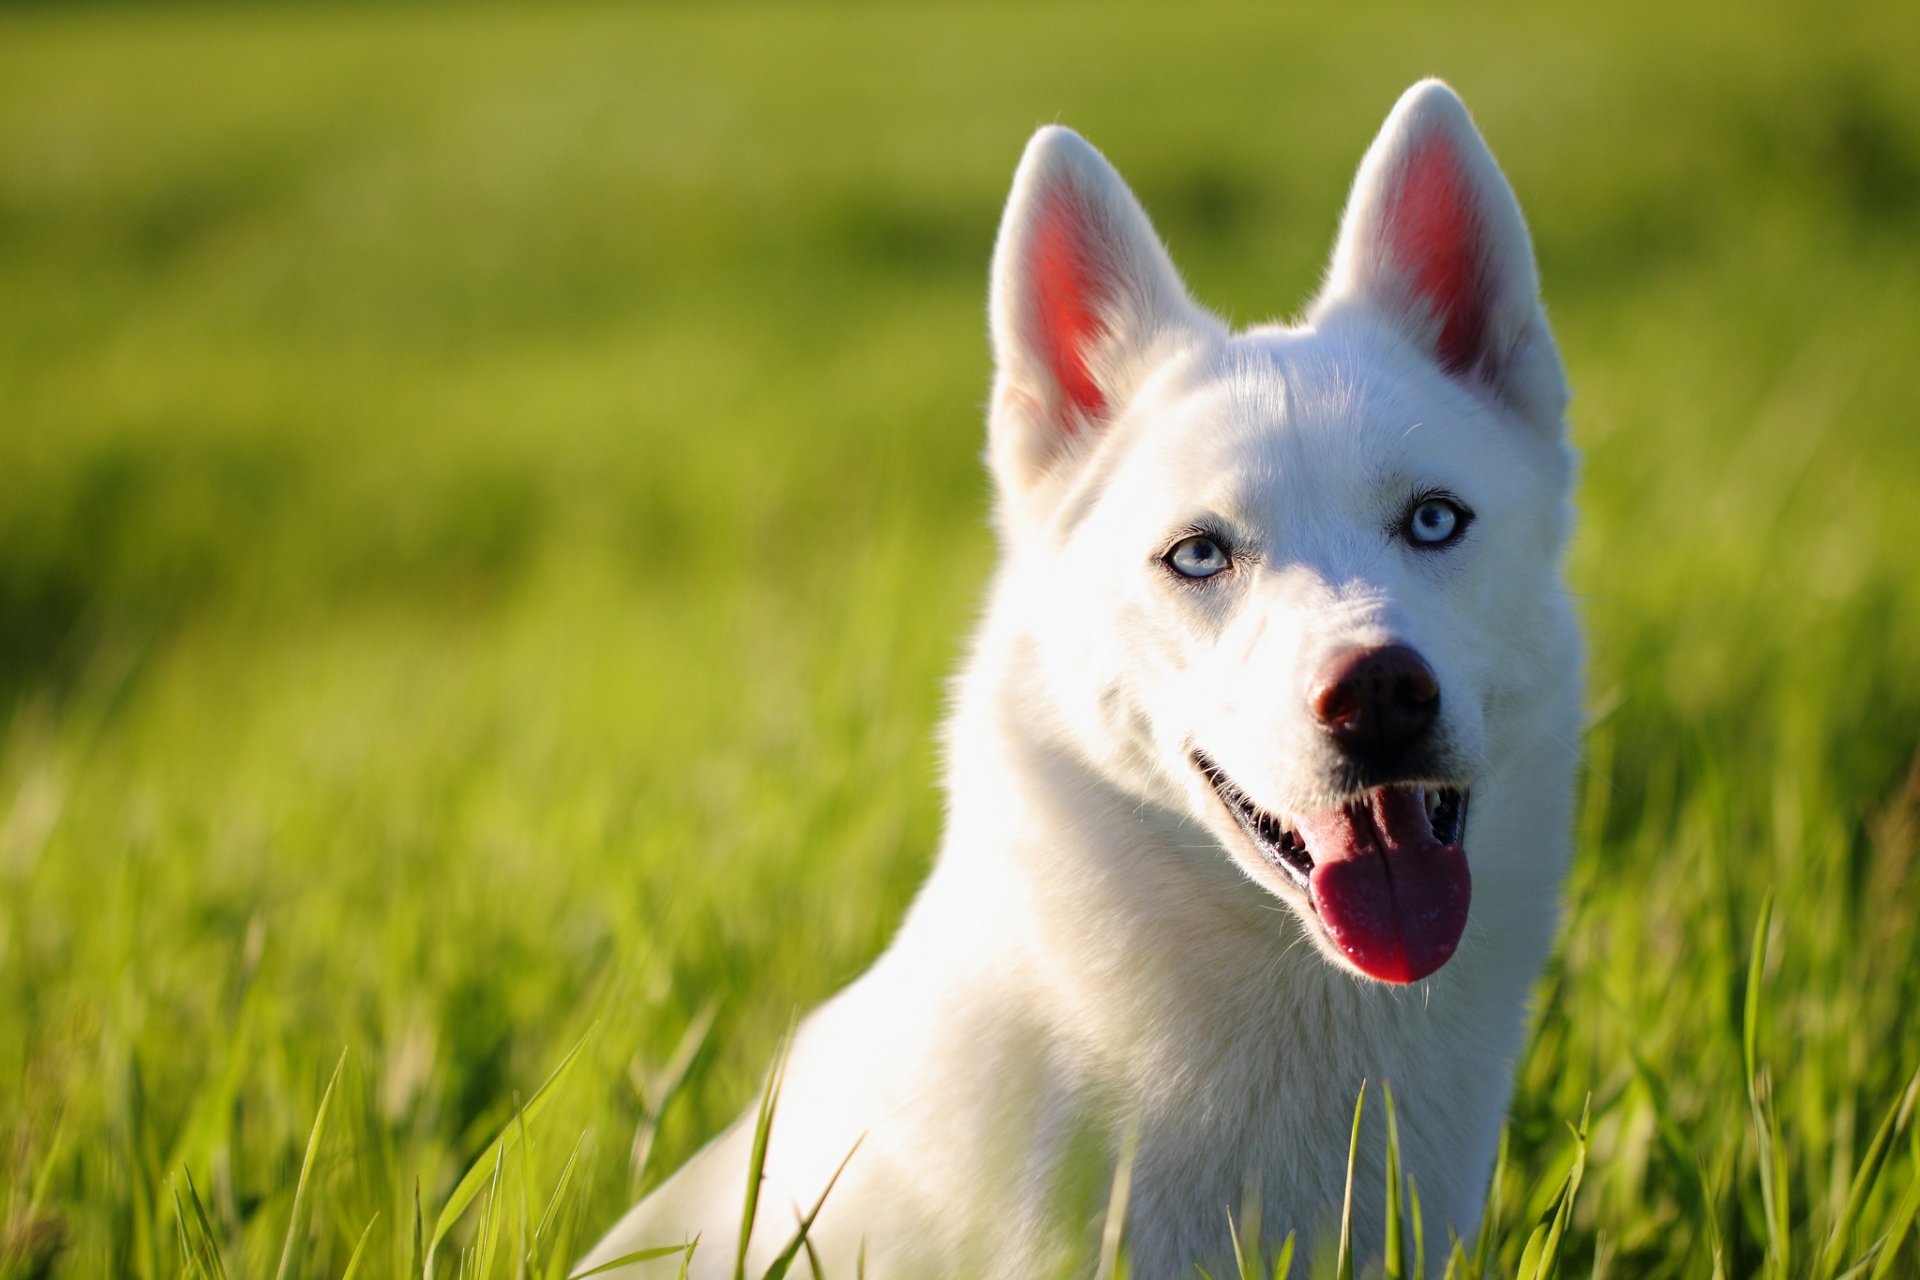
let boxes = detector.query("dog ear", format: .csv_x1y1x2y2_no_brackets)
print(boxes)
1312,80,1567,431
988,127,1212,505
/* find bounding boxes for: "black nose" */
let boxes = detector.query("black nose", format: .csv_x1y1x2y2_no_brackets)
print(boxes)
1309,644,1440,760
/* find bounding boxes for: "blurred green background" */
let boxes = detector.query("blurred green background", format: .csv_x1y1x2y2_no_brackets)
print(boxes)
3,1,1919,1276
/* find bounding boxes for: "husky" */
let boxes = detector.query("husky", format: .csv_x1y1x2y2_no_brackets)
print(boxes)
581,79,1579,1278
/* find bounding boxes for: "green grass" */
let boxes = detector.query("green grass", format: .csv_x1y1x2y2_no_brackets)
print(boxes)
3,0,1920,1275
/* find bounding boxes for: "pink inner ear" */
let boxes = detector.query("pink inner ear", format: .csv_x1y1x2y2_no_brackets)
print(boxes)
1028,188,1109,422
1387,134,1488,376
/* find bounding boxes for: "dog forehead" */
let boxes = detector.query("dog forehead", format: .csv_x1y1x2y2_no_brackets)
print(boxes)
1128,328,1483,506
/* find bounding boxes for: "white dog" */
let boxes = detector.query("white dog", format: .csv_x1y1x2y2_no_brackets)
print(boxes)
582,79,1580,1278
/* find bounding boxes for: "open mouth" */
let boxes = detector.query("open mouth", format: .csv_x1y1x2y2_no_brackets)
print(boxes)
1193,751,1472,983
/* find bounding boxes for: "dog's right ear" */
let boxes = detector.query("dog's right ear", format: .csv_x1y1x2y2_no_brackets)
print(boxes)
988,127,1213,514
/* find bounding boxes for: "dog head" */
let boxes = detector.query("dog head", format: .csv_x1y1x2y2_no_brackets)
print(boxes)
984,82,1577,984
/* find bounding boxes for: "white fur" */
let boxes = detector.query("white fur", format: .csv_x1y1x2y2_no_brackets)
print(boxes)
581,79,1579,1278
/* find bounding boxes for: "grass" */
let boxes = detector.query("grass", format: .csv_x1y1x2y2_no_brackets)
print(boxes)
2,0,1919,1275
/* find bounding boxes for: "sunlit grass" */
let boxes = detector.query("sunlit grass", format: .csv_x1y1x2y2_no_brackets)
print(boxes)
2,0,1919,1275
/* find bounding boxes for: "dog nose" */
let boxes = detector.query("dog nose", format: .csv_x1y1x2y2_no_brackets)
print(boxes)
1310,645,1440,758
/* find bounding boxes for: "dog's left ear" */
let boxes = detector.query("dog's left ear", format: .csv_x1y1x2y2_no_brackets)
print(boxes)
988,127,1218,515
1312,80,1567,431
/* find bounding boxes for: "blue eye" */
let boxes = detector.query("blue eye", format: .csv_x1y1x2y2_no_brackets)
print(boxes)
1405,497,1468,547
1166,535,1231,579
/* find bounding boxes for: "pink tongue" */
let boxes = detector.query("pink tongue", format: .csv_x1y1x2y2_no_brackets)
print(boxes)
1298,789,1471,983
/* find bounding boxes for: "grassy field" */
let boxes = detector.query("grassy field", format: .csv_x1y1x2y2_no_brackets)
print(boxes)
3,1,1920,1276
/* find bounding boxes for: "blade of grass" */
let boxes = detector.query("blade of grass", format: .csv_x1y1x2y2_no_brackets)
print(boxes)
1743,889,1774,1093
129,1068,157,1280
1513,1103,1589,1280
172,1180,202,1280
569,1242,701,1279
1743,892,1788,1280
1696,1157,1726,1280
473,1142,507,1280
735,1024,797,1280
1471,1124,1510,1279
1835,1251,1885,1280
1270,1231,1295,1280
1445,1234,1471,1280
641,1001,722,1111
1234,1173,1263,1280
1096,1123,1139,1280
181,1168,230,1280
1538,1103,1592,1280
1408,1173,1425,1280
1588,1230,1611,1280
632,999,721,1183
25,1108,68,1220
1835,1256,1880,1280
275,1047,346,1280
428,1028,595,1274
1767,1083,1792,1280
515,1096,535,1280
535,1130,591,1253
1336,1081,1367,1280
464,1169,493,1278
1515,1224,1549,1280
1866,1129,1920,1280
340,1213,379,1280
1384,1083,1403,1280
412,1177,425,1280
164,990,259,1187
759,1133,864,1280
1615,1019,1716,1229
1821,1066,1920,1277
